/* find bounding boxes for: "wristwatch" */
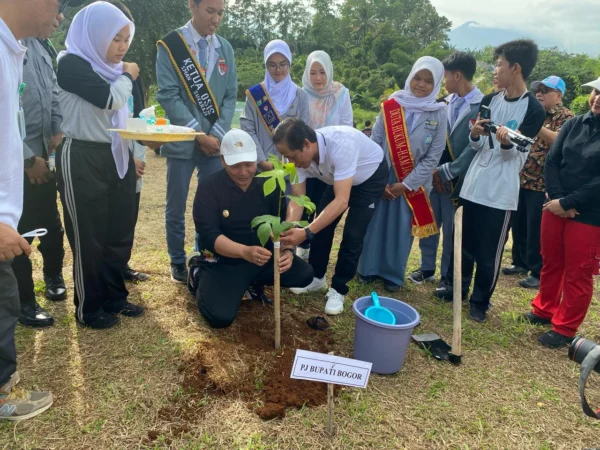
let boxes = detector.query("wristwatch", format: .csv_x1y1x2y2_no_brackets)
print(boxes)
304,227,315,242
24,155,36,169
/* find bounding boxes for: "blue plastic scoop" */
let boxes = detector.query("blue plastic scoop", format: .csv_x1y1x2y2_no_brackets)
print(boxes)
365,292,396,325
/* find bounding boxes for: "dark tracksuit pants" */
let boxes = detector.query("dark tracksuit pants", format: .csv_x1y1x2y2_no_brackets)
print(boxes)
309,160,388,295
196,256,314,328
511,187,545,278
0,261,20,387
12,176,65,309
448,199,512,311
57,138,136,324
299,178,328,250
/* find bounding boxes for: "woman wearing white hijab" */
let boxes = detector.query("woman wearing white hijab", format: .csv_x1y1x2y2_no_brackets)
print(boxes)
357,56,448,292
241,39,309,171
302,50,353,129
56,1,145,329
295,50,354,260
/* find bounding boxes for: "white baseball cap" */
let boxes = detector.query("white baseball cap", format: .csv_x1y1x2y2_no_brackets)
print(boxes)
220,129,257,166
583,77,600,91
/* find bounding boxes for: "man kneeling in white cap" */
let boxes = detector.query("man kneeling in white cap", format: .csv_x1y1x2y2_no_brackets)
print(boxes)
187,129,314,328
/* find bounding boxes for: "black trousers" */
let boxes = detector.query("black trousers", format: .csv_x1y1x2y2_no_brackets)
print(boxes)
299,178,328,250
57,138,136,324
195,256,314,328
309,160,388,295
448,199,511,311
511,188,545,278
12,177,65,309
0,261,19,387
125,192,142,270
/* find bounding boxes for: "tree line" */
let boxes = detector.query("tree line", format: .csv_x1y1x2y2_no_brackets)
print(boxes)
54,0,600,121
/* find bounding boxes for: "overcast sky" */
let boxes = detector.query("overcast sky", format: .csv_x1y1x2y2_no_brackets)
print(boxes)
429,0,599,55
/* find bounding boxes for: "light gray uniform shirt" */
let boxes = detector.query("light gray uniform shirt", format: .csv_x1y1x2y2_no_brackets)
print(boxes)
22,38,62,159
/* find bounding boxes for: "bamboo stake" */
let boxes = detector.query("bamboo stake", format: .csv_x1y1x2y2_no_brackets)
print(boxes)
327,351,335,436
452,206,463,358
274,242,281,349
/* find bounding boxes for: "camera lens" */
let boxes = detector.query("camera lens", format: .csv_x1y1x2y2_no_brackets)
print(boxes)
569,336,600,374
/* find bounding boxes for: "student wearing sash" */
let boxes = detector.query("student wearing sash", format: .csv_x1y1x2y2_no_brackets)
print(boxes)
241,39,309,172
408,52,483,289
297,50,353,260
156,0,237,283
56,2,146,329
275,119,388,316
435,40,546,323
356,57,447,293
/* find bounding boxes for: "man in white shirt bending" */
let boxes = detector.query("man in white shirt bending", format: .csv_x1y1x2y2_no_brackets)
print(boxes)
275,119,388,315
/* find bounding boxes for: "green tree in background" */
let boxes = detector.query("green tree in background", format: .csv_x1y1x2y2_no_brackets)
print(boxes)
52,0,599,125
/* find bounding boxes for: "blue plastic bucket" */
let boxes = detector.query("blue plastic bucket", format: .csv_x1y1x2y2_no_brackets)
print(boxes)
352,296,420,374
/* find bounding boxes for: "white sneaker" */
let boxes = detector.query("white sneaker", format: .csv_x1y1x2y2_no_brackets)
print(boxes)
324,288,344,315
296,247,310,261
289,276,327,295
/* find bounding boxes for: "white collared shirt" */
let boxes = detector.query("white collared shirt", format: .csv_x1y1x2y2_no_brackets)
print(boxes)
184,21,221,80
0,18,27,230
296,126,383,186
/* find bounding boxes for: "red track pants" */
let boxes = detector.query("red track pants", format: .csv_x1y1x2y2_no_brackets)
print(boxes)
531,212,600,337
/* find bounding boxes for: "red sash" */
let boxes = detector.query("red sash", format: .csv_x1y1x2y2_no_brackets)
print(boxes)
382,99,439,238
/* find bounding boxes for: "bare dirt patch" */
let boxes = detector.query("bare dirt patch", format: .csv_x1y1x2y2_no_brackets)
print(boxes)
179,294,337,421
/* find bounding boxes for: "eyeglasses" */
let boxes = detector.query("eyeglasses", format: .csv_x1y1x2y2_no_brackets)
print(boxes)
267,61,289,71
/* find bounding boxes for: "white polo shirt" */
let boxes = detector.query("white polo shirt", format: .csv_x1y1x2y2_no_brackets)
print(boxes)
296,126,383,186
0,19,27,230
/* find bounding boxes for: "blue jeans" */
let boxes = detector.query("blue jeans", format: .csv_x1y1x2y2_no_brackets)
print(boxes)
165,153,222,265
419,189,455,278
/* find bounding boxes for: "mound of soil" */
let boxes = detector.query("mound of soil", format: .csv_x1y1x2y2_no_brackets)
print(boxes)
181,295,338,420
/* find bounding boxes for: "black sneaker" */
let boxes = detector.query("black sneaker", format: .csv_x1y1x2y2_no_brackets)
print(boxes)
357,274,376,284
538,330,573,349
520,312,551,326
105,302,145,318
44,274,67,301
502,265,528,276
77,313,120,330
519,276,540,290
186,252,202,294
408,269,436,284
245,283,273,305
469,304,487,323
433,285,467,302
19,303,54,328
170,263,188,284
437,277,450,290
383,280,401,292
123,267,151,282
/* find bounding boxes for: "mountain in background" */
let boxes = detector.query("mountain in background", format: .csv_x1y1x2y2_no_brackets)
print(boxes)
449,21,563,52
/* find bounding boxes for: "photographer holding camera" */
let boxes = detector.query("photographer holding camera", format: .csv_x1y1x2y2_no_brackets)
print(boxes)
445,40,546,323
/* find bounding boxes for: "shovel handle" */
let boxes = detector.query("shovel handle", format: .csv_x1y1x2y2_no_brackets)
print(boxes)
452,206,463,356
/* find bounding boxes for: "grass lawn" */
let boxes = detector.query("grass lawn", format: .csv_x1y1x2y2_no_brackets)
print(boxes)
1,149,599,449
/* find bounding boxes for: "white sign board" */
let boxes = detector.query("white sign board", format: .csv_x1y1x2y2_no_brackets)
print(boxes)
290,350,372,388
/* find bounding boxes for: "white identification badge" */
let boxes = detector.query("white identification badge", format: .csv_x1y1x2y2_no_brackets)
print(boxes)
479,149,493,167
17,107,26,141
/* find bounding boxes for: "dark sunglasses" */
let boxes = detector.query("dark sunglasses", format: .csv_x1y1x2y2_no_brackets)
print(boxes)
535,86,558,95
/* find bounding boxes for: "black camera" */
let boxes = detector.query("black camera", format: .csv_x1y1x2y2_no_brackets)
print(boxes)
569,337,600,420
569,337,600,374
478,105,535,151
